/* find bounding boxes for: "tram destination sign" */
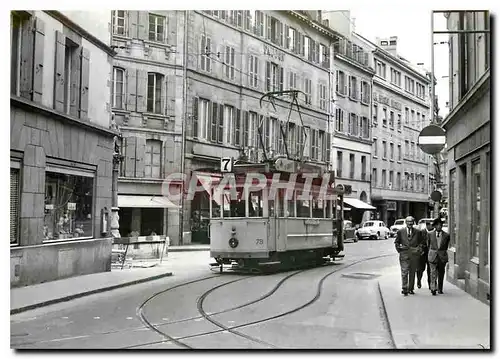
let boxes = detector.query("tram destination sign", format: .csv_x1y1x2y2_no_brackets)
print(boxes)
220,157,234,173
418,124,446,155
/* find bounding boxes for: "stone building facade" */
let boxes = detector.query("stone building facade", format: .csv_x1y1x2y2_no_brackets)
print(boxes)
442,11,490,304
10,11,118,287
360,35,432,226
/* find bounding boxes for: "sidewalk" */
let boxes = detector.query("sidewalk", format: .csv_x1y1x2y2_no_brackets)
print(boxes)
11,250,212,315
378,266,490,349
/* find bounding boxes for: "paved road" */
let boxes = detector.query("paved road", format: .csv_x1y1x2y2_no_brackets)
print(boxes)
11,239,399,349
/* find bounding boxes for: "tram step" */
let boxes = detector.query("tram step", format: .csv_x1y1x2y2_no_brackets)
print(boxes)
257,261,282,266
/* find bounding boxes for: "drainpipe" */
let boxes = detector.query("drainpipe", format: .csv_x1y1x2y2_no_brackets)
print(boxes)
179,10,189,245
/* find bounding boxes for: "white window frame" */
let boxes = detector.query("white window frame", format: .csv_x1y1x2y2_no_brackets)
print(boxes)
112,10,127,36
198,98,210,140
200,34,212,72
112,67,126,109
224,46,236,80
224,105,235,145
304,78,312,105
149,13,165,43
147,72,163,114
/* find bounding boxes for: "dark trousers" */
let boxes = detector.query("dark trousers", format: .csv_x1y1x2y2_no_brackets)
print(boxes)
417,253,431,288
399,249,419,292
430,259,447,292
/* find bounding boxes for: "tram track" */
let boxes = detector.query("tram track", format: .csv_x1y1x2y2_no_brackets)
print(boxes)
127,253,396,349
12,253,396,349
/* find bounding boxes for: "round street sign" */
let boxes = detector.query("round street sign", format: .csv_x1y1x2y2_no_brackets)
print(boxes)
418,125,446,155
430,190,443,202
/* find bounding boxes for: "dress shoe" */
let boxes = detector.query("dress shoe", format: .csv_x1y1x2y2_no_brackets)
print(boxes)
432,290,437,296
401,290,408,296
417,283,422,289
438,290,444,294
409,290,415,295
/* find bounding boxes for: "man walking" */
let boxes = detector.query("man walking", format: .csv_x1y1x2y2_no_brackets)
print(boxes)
427,217,451,295
394,216,423,296
417,221,433,290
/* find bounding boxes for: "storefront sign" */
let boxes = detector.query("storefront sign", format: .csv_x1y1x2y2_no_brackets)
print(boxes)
305,219,320,226
386,201,396,211
264,44,285,62
454,122,490,160
45,204,54,210
67,202,76,211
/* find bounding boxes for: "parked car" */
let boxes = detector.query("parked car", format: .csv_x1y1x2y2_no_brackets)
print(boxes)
343,220,358,243
389,219,406,237
355,220,390,241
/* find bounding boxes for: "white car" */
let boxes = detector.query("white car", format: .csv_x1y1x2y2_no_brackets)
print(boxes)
389,219,406,237
417,218,434,231
355,220,390,240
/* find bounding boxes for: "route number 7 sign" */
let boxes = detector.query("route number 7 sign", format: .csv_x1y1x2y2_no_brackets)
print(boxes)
220,157,234,173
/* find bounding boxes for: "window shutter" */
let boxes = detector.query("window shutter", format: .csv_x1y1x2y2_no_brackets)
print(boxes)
264,117,270,150
161,75,167,115
126,69,137,112
124,136,137,177
78,47,90,119
265,61,271,92
243,111,249,147
32,17,45,103
235,109,241,147
136,70,147,112
218,104,224,144
279,66,284,92
70,46,82,117
20,16,35,100
300,34,305,56
144,141,152,177
265,15,271,40
135,137,146,177
211,102,218,142
326,132,331,164
278,21,283,46
10,168,20,245
192,97,199,138
128,11,138,38
138,11,148,40
284,25,290,48
53,31,66,112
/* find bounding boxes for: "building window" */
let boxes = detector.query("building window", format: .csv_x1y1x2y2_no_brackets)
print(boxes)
390,143,394,160
382,141,387,159
389,111,394,128
398,144,402,161
112,10,127,36
145,140,162,178
320,43,329,68
62,41,81,115
335,108,344,132
372,168,377,187
405,107,409,124
244,111,258,148
397,172,401,190
405,76,415,94
288,71,297,90
390,68,401,86
373,139,378,157
270,16,283,46
405,140,409,158
10,167,20,245
222,105,235,145
310,129,320,161
397,113,402,130
112,67,125,109
200,34,212,72
373,104,378,125
376,61,386,78
349,76,358,100
304,36,310,59
389,171,394,189
382,170,387,188
248,55,259,88
266,61,283,93
349,154,355,179
224,46,236,80
149,14,165,42
411,142,415,159
44,169,94,241
361,156,366,181
361,81,370,104
411,110,415,125
10,13,23,95
472,161,481,258
304,78,312,105
360,116,369,139
254,11,264,36
336,70,346,96
349,113,357,136
421,174,425,192
147,73,163,114
287,27,296,51
336,151,343,177
382,108,387,126
319,83,328,111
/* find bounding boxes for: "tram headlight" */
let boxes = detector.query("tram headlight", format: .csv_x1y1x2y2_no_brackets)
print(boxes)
229,237,239,248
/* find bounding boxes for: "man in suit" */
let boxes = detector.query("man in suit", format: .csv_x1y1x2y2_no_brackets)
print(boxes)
416,221,433,290
394,216,424,296
427,217,451,295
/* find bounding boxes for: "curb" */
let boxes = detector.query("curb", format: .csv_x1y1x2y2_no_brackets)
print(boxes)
377,281,398,349
10,272,173,315
168,247,209,252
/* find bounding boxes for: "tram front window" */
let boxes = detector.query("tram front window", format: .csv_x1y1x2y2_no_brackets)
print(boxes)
312,199,324,218
249,191,263,217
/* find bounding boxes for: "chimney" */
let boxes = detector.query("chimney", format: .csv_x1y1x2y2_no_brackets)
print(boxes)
377,36,398,55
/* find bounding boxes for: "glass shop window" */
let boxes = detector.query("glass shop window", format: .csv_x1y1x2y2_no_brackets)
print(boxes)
44,171,94,241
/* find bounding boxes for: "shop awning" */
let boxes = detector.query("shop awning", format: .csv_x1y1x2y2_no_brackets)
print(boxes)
343,198,376,210
118,195,180,209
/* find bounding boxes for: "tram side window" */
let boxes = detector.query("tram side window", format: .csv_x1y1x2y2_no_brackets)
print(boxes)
287,189,296,217
249,191,263,217
277,189,286,217
297,191,311,218
312,199,325,218
211,199,221,218
229,188,246,217
325,200,333,219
